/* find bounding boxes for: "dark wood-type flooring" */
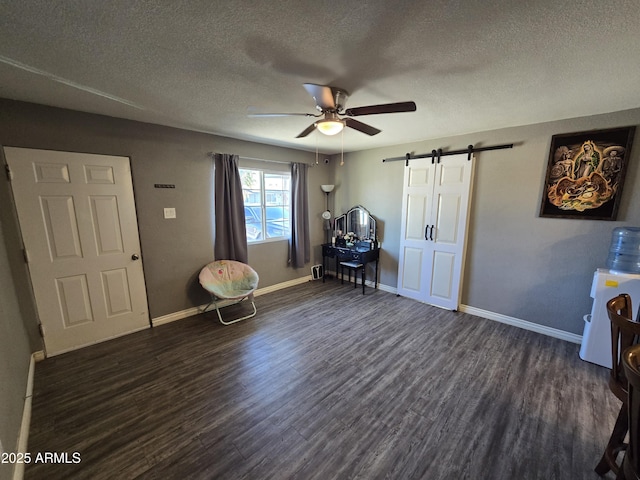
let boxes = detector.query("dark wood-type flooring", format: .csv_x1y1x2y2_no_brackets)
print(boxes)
26,280,620,479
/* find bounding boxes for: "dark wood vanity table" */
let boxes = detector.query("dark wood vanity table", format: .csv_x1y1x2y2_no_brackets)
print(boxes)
322,242,380,289
321,205,380,290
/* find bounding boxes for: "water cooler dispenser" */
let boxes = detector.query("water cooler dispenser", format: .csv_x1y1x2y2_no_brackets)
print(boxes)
579,227,640,368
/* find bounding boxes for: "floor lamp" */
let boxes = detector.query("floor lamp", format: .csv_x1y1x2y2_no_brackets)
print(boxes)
321,184,335,244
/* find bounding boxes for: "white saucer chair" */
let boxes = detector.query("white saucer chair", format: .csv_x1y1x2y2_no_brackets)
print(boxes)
198,260,259,325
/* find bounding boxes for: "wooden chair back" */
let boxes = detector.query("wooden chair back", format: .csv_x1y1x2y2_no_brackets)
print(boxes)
622,345,640,479
608,293,640,400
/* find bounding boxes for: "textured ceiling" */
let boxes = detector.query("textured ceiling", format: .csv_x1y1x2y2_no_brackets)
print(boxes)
1,0,639,154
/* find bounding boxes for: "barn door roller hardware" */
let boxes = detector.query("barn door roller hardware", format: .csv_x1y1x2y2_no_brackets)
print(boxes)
384,143,514,166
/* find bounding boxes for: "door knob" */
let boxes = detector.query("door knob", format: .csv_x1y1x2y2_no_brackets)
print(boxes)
131,254,140,260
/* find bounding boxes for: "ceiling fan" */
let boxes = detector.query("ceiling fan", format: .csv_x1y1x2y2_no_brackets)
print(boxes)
249,83,417,138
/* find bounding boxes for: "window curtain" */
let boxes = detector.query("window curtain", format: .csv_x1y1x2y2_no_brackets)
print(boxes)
289,162,310,268
213,153,248,263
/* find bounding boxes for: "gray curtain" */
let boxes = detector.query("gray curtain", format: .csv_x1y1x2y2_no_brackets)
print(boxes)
289,162,310,268
213,153,248,263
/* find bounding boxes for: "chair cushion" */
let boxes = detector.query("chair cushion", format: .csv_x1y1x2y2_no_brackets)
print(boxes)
340,261,363,268
199,260,259,300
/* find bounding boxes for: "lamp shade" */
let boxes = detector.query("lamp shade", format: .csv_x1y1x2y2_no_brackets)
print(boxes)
316,119,344,136
321,184,335,193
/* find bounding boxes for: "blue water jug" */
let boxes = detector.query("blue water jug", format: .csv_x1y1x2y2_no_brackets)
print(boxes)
606,226,640,274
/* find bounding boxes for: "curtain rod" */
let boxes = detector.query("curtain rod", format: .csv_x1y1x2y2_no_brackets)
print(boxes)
207,152,314,167
382,143,514,166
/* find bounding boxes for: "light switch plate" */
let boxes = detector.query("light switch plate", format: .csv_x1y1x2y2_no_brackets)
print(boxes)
163,207,176,219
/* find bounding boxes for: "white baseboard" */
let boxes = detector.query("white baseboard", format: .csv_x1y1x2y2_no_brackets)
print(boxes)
13,352,38,480
459,304,582,344
374,282,396,294
254,275,312,296
372,283,581,344
152,305,203,327
151,275,313,327
368,282,581,344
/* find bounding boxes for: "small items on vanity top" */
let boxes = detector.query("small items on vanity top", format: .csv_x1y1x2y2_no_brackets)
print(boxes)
332,238,377,250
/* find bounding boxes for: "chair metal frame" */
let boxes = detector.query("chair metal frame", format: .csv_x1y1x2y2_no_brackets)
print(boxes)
202,294,257,326
198,260,259,325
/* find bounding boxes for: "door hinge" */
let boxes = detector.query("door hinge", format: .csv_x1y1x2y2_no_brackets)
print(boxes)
4,165,12,181
23,248,30,263
38,323,45,338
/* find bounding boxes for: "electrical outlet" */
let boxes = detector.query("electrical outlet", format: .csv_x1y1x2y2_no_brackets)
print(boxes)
163,207,176,219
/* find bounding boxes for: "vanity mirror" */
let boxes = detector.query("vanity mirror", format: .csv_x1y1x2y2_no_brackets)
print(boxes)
323,204,380,293
334,205,376,241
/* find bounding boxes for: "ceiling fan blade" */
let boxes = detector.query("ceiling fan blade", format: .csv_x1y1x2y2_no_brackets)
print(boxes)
345,118,381,136
303,83,336,110
345,101,417,117
248,112,317,117
296,122,318,138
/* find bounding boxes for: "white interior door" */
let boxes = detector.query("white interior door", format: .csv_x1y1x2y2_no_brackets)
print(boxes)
4,147,149,355
397,153,474,310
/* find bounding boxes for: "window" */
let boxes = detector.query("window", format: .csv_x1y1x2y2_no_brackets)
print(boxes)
240,168,291,243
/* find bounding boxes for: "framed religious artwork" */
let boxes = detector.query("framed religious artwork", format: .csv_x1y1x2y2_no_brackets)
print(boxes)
539,126,636,220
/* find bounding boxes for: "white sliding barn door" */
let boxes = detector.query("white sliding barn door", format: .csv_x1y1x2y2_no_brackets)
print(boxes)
396,158,434,302
397,154,474,310
4,147,149,355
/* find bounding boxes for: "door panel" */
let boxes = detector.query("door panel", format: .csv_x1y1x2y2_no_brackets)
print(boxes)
102,268,133,316
90,195,124,255
5,147,149,355
41,196,83,260
439,163,465,186
400,247,424,292
409,166,431,187
85,165,115,184
435,193,461,244
431,251,455,299
56,274,93,326
405,194,429,240
34,162,70,183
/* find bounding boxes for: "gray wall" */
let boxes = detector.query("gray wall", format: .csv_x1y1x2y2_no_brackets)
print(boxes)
0,152,34,480
332,108,640,334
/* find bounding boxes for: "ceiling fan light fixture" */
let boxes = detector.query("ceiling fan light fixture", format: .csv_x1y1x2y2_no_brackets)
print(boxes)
316,119,344,136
